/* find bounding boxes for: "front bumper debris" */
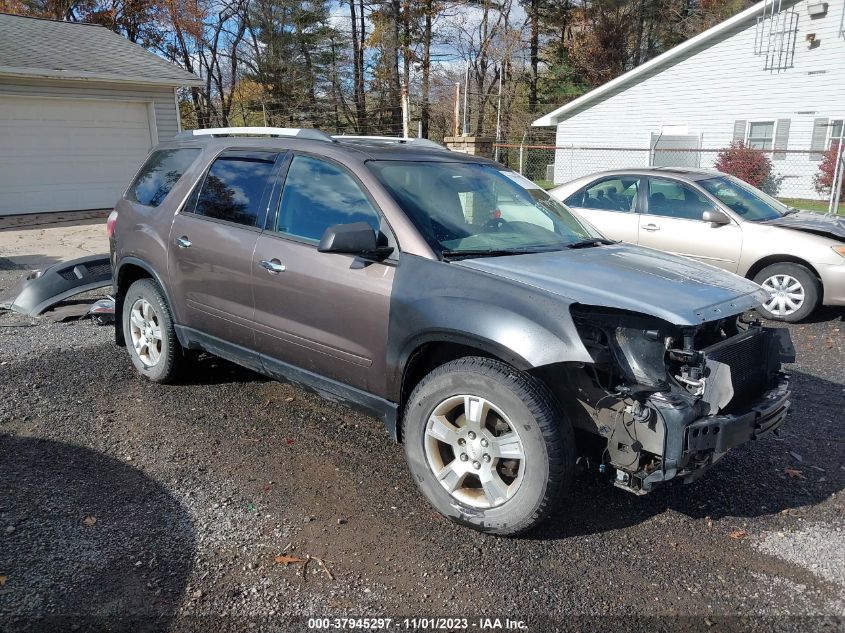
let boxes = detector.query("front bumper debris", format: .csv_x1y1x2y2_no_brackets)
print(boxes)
684,375,790,455
0,254,112,317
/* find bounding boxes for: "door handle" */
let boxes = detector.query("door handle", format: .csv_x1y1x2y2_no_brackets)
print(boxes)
641,224,660,232
175,236,192,248
260,259,286,274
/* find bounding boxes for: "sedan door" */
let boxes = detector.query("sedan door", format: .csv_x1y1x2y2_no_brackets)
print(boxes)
168,149,280,349
637,176,743,272
251,153,395,395
562,175,642,243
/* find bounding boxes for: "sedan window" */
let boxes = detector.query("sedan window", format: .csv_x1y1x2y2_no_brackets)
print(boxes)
574,177,640,212
646,177,715,220
698,175,785,222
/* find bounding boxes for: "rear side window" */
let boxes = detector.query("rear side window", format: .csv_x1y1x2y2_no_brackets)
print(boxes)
569,177,640,212
189,151,277,228
126,149,200,207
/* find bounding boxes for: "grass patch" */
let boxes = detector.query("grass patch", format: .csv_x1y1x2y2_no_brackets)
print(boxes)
778,197,844,215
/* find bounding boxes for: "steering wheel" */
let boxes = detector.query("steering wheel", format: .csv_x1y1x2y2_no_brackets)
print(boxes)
484,212,507,231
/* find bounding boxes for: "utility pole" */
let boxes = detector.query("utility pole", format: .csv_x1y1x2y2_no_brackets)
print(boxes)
829,123,845,216
453,83,461,137
494,65,503,161
462,60,470,135
401,84,410,139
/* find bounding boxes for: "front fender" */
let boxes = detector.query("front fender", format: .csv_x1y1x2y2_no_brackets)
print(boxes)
385,255,593,401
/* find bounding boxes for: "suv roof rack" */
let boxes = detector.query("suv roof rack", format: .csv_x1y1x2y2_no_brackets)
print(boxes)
176,127,334,142
333,135,447,150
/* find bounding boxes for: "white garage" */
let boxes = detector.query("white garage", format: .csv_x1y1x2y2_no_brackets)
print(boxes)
0,14,202,216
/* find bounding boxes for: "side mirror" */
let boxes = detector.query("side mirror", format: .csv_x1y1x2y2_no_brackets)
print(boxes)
703,209,731,225
317,222,393,258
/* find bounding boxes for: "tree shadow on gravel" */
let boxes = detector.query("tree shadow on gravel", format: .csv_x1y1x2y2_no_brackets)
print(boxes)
0,435,195,632
528,369,845,541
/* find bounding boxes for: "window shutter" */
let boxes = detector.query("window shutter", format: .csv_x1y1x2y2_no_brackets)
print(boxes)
732,120,747,144
773,119,790,160
810,118,829,160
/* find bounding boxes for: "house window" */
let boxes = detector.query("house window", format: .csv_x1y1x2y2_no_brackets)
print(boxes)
746,121,775,151
829,119,844,149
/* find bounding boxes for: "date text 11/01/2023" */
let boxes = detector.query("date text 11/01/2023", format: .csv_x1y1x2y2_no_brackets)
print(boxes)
307,617,529,630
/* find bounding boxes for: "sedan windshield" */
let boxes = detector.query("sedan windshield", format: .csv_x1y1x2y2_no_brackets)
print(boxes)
698,175,788,222
367,161,601,257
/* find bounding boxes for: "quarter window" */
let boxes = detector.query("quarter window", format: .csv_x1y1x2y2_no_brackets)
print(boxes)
746,121,775,151
126,149,200,208
276,155,381,243
190,151,277,227
646,178,715,220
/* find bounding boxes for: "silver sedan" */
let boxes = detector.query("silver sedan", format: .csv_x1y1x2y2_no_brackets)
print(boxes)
550,168,845,322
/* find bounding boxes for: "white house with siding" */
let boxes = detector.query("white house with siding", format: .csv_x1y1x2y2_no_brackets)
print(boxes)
532,0,845,200
0,13,202,215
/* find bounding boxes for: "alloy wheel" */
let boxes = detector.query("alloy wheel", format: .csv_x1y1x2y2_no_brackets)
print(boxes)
761,274,805,317
128,298,163,367
423,394,525,509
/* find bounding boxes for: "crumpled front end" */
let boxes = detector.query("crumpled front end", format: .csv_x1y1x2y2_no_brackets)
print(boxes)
567,306,794,494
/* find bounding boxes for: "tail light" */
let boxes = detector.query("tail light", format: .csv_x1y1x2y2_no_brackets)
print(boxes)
106,210,118,238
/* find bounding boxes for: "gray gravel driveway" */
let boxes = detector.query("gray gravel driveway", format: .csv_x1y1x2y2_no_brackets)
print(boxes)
1,269,843,632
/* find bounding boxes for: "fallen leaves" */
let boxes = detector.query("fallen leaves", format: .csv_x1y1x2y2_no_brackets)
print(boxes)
0,576,7,586
83,516,97,527
274,554,308,565
728,530,748,540
784,468,806,479
274,552,334,581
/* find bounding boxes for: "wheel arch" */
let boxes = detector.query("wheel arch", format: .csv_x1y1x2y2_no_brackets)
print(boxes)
114,257,178,347
745,255,822,285
395,334,533,442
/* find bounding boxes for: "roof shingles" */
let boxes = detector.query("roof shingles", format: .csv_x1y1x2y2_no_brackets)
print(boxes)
0,13,202,86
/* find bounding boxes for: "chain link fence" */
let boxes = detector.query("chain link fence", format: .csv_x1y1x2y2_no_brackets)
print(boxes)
493,144,845,215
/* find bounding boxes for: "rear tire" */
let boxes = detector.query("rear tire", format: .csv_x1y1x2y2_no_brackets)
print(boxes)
753,263,819,323
403,357,574,536
122,279,183,383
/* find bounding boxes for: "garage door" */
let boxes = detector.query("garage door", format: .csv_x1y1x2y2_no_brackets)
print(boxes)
0,96,154,215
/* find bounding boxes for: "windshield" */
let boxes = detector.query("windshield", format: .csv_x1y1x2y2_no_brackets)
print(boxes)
698,175,788,222
368,161,601,257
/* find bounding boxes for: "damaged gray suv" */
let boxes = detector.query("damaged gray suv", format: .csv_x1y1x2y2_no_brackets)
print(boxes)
109,128,794,535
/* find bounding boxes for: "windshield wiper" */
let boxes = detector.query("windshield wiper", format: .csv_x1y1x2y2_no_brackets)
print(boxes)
566,238,617,249
440,248,552,260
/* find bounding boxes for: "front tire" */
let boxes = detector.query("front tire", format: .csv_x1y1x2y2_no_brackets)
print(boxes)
403,357,574,535
122,278,182,383
753,263,819,322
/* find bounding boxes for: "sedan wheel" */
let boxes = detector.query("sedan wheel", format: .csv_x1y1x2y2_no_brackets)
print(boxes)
753,263,819,323
760,274,805,318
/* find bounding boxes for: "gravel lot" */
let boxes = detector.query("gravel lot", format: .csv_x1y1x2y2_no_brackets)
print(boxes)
1,268,843,632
